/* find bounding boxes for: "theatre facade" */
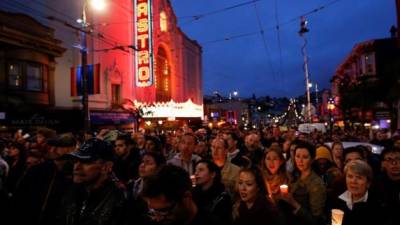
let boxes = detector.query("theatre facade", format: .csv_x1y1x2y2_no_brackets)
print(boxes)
0,0,203,131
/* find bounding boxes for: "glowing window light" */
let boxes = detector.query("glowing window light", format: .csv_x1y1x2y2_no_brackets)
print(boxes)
372,124,380,130
134,99,203,119
160,11,168,32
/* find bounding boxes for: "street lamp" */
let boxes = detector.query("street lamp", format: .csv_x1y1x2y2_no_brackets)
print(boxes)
79,0,106,132
327,98,336,134
299,16,312,123
89,0,107,11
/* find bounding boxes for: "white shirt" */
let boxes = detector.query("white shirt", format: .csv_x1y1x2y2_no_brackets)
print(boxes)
339,190,369,210
227,149,240,162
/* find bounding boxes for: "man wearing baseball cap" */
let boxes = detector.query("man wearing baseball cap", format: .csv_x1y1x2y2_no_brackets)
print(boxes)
56,138,128,225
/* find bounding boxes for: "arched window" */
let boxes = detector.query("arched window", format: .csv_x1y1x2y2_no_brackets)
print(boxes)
156,47,171,102
160,11,168,32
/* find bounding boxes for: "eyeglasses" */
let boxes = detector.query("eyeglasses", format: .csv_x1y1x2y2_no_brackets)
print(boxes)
383,157,400,164
147,202,177,220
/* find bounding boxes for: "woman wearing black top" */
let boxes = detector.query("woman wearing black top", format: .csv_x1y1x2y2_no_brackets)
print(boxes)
234,167,283,225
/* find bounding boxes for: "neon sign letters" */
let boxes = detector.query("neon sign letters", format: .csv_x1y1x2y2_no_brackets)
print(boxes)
134,0,153,87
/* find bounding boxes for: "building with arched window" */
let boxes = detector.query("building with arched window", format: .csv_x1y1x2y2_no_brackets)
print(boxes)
0,0,203,130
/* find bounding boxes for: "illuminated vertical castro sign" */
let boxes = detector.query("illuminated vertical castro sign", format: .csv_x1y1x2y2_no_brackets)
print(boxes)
134,0,153,87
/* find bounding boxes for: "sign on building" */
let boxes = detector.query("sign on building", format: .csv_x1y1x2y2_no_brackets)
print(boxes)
134,0,154,87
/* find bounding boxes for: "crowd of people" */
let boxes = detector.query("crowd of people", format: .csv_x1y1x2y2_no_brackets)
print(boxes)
0,125,399,225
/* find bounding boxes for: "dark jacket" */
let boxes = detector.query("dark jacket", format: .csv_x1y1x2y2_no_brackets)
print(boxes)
187,209,223,225
192,183,232,225
373,174,400,225
234,194,282,225
330,191,383,225
5,156,26,195
290,171,326,225
56,180,128,225
245,148,264,168
113,150,141,184
7,160,73,225
230,149,250,168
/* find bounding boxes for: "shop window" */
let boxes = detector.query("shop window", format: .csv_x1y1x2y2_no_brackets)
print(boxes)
7,61,46,92
362,53,375,75
156,47,171,102
8,63,22,89
26,64,43,91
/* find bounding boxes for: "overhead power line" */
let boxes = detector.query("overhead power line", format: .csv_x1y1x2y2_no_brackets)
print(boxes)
33,0,129,49
251,0,277,81
274,0,285,91
201,31,260,44
190,0,345,46
3,0,132,54
93,0,265,27
179,0,263,21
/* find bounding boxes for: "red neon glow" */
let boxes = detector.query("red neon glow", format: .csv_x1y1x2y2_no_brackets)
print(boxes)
135,0,153,87
91,0,203,116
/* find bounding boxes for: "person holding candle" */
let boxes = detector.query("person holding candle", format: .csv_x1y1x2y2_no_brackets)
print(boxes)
329,160,382,225
260,145,289,202
280,141,327,225
233,167,283,225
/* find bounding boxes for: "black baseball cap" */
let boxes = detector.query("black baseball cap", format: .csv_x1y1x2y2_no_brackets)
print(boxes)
68,138,114,161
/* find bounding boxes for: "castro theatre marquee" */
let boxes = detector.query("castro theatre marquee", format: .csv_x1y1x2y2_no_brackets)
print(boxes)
0,0,203,131
70,0,203,126
132,0,203,120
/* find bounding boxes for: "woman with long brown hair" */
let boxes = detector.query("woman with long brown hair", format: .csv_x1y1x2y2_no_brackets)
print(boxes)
234,167,283,225
261,145,289,202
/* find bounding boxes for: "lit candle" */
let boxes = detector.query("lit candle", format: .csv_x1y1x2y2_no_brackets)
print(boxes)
331,209,344,225
190,175,196,187
280,184,288,194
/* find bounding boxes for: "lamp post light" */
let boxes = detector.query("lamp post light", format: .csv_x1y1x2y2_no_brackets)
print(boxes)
79,0,106,132
299,16,312,123
327,98,336,134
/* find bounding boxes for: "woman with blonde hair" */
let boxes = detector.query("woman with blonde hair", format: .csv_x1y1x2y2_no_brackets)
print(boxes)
329,160,382,225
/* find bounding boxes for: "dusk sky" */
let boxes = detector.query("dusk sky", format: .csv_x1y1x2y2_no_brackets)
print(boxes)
170,0,396,98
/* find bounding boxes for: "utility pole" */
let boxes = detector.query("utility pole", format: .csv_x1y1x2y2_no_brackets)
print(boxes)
81,4,90,132
396,0,400,129
315,83,319,106
396,0,400,37
299,16,312,123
